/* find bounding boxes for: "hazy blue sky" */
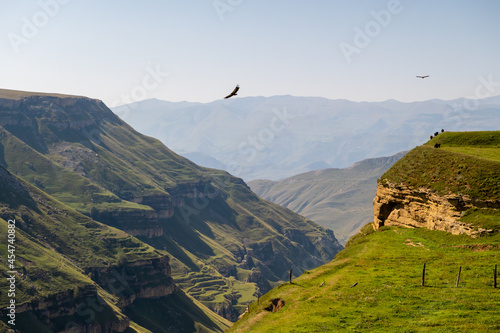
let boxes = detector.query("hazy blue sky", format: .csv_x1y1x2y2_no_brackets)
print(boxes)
1,0,499,105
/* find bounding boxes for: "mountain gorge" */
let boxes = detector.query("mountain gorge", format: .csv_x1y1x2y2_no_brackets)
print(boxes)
0,89,342,331
249,152,406,244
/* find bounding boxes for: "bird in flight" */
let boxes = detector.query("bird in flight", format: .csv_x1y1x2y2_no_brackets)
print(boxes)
224,85,240,99
416,75,429,79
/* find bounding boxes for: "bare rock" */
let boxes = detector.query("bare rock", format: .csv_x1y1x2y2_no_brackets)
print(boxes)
265,298,286,312
373,182,496,236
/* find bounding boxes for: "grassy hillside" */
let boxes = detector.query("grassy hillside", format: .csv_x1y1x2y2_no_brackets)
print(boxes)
0,166,228,332
249,152,405,244
232,131,500,332
230,223,500,332
381,131,500,201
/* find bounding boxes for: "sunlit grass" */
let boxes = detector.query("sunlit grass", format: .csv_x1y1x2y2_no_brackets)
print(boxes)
231,224,500,332
442,147,500,162
382,132,500,200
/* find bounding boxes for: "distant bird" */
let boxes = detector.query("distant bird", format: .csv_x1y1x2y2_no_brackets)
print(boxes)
224,84,240,99
416,75,429,79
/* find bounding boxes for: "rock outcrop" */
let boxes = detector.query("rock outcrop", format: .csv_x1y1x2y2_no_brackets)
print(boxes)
0,256,176,332
265,298,286,312
0,284,129,333
91,255,175,307
373,182,497,236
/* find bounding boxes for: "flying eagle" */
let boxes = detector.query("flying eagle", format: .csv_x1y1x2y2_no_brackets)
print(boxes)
224,85,239,99
416,75,429,79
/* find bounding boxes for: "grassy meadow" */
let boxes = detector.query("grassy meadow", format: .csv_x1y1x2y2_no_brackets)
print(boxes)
230,223,500,332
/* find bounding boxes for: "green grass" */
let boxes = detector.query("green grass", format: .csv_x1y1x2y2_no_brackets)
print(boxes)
429,131,500,147
460,208,500,232
442,147,500,162
230,223,500,332
0,217,92,306
382,132,500,200
0,216,143,332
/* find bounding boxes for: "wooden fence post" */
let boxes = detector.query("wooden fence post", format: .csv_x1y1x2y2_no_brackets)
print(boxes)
495,264,497,288
289,268,292,284
421,263,426,287
456,266,462,287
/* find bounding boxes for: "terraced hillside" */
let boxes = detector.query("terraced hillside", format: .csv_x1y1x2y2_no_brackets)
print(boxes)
0,165,230,332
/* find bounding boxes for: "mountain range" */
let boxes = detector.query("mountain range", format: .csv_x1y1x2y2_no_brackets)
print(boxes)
112,95,500,181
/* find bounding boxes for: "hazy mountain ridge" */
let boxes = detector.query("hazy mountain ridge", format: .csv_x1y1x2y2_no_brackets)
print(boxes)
112,95,500,181
249,152,407,244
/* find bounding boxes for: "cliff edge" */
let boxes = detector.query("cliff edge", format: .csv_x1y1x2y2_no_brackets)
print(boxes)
373,131,500,236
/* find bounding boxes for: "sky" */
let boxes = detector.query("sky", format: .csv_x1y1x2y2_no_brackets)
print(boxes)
1,0,500,106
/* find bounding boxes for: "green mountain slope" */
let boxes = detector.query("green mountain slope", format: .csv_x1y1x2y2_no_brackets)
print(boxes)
382,131,500,201
0,164,230,332
0,89,342,322
231,131,500,332
249,152,406,244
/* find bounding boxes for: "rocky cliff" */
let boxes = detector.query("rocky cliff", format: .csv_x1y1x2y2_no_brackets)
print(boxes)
0,284,129,333
91,255,175,307
373,182,497,236
373,132,500,237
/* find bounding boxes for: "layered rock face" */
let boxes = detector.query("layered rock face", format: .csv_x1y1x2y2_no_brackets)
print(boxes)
373,182,498,236
92,255,175,307
0,285,130,333
0,255,175,332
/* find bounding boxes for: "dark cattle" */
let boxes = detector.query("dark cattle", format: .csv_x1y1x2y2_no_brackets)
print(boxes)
434,143,441,148
434,132,439,137
430,135,433,140
441,129,445,133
